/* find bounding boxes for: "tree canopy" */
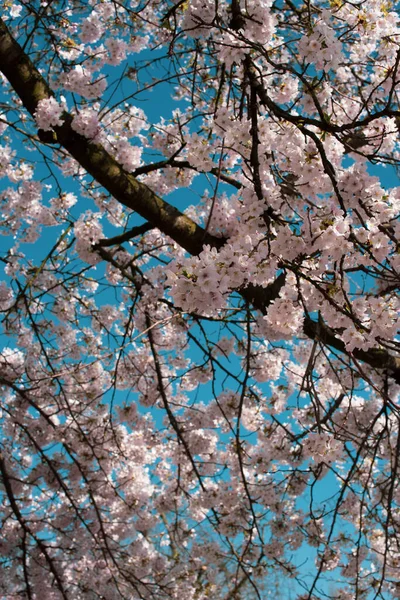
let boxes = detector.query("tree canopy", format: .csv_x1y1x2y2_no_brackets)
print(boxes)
0,0,400,598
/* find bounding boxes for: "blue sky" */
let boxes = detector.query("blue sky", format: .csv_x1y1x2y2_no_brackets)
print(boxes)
1,16,399,599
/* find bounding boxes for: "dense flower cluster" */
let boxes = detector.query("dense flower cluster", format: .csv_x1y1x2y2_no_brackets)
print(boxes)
71,107,101,140
0,0,400,598
34,97,64,131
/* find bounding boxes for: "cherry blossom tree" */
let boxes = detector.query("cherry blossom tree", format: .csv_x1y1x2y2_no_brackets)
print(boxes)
0,0,400,597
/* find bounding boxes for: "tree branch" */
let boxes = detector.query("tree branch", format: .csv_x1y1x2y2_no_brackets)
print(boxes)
0,17,221,257
94,222,154,247
304,317,400,384
1,17,399,381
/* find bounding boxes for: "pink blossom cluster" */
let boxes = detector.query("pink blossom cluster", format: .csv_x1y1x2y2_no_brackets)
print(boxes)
71,107,101,140
1,0,400,597
58,65,106,99
34,97,64,131
80,11,104,44
113,138,143,172
73,211,103,264
298,20,343,72
105,37,129,66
